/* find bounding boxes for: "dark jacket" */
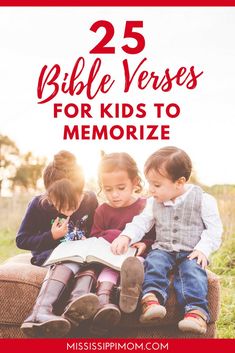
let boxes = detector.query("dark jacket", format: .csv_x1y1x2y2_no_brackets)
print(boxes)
16,191,98,266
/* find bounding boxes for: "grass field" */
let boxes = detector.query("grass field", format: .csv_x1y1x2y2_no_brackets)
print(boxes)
0,187,234,338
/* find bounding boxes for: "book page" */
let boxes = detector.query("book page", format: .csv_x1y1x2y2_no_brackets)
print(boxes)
43,237,96,266
87,237,136,271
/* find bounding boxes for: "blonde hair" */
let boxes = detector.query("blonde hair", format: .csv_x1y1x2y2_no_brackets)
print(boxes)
43,150,84,193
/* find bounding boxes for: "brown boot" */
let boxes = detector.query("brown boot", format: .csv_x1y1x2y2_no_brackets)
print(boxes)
21,264,73,338
139,293,166,323
178,309,207,334
119,257,144,313
63,268,99,326
91,281,121,335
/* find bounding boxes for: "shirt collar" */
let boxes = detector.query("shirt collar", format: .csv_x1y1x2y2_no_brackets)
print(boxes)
163,184,194,206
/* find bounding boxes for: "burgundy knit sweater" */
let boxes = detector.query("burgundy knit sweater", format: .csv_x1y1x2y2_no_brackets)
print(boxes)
90,198,155,254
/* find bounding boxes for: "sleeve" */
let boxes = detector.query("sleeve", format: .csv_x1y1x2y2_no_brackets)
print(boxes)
194,193,223,259
90,206,122,242
16,199,59,252
120,197,156,244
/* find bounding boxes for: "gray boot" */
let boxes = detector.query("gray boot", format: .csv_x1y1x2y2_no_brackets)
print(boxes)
21,264,73,337
91,281,121,335
63,268,99,326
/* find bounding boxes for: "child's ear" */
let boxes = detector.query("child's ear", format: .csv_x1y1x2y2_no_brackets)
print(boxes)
176,177,186,188
132,176,140,191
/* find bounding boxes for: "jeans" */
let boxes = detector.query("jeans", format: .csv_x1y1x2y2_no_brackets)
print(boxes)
143,249,210,321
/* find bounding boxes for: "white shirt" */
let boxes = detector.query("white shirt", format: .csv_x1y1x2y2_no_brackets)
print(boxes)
120,184,223,259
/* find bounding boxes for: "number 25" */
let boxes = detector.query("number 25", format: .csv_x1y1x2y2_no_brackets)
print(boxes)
89,20,145,54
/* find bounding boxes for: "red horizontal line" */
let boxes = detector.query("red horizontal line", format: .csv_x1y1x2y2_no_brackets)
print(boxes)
1,1,235,6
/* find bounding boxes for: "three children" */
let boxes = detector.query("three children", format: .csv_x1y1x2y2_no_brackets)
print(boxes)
17,146,223,337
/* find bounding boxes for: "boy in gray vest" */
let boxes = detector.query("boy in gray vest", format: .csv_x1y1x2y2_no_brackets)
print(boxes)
111,146,223,334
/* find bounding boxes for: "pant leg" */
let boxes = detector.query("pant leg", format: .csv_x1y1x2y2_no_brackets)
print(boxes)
63,262,81,275
142,249,175,304
174,252,210,321
98,267,119,285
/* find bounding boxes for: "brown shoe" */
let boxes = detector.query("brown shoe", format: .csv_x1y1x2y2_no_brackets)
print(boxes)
178,309,207,334
119,257,144,313
91,281,121,335
63,268,99,326
21,264,73,338
139,293,166,323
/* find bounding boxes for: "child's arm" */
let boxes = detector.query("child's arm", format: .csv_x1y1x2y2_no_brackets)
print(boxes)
111,198,155,254
189,193,223,267
16,198,61,251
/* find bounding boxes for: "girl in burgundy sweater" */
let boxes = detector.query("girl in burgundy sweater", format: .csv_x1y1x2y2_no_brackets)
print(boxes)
90,152,155,334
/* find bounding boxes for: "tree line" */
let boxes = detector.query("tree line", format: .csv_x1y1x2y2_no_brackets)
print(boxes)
0,134,46,195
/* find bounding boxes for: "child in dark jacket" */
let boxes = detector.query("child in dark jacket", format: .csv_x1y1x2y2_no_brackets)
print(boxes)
17,151,98,337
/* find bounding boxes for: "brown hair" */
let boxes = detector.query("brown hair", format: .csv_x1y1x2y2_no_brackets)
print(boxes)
98,152,143,193
144,146,192,182
46,179,79,213
43,150,84,193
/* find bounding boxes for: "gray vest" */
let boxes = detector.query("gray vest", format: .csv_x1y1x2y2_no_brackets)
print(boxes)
152,185,205,252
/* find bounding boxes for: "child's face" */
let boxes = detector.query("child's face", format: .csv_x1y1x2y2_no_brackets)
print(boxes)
146,168,186,203
101,170,136,208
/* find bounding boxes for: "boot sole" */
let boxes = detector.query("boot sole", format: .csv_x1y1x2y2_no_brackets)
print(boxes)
21,319,71,338
63,293,99,324
178,320,207,334
93,306,121,328
91,306,121,335
119,257,144,313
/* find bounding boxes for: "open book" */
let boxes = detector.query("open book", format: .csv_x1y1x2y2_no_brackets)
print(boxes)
43,237,136,271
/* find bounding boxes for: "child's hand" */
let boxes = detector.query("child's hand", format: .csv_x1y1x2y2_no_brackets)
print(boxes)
131,242,147,256
51,217,70,240
187,250,208,270
111,235,130,255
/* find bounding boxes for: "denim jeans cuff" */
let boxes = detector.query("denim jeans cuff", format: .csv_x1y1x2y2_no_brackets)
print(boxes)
142,287,166,304
185,305,210,323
